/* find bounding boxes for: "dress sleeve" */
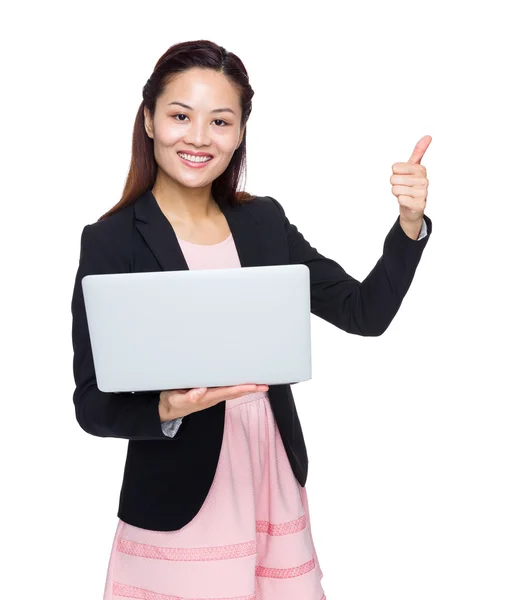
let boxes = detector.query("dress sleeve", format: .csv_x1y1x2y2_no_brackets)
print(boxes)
417,217,428,240
161,417,184,438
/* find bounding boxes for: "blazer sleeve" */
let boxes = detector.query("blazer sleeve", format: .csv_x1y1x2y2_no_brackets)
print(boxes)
71,223,179,440
267,196,432,336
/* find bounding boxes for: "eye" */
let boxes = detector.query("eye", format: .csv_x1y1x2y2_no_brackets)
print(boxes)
171,114,229,127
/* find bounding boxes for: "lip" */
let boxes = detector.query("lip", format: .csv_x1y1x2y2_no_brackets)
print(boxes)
177,150,213,157
177,152,214,169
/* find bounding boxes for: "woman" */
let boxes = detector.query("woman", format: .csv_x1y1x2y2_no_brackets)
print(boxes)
71,39,432,600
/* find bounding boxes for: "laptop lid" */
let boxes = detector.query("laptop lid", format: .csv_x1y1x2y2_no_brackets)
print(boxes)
82,264,312,393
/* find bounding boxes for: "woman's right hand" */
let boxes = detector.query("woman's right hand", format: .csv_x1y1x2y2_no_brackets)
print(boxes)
158,384,269,422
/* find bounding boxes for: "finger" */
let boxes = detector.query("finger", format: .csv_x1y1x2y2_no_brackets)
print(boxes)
391,185,428,197
390,175,428,187
189,387,207,400
407,135,432,164
215,384,266,400
203,385,256,401
230,384,268,392
392,163,426,175
216,384,257,391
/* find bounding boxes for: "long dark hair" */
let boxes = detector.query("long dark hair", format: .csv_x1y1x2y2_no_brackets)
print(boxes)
99,40,255,221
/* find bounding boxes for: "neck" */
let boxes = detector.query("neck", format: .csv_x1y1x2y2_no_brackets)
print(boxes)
152,171,219,222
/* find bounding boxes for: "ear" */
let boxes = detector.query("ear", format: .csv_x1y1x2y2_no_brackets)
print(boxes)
143,106,154,139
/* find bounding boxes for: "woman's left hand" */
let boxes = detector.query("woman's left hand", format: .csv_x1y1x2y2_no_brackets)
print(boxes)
390,135,432,232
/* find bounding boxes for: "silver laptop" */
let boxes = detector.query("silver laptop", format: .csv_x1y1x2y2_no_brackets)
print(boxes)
82,265,312,393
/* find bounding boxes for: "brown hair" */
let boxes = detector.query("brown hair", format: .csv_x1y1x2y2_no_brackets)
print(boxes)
99,40,255,221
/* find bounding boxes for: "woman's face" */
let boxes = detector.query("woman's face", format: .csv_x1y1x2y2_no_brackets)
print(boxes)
144,67,245,190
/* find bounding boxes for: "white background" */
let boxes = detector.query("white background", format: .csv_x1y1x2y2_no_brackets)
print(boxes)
2,1,515,598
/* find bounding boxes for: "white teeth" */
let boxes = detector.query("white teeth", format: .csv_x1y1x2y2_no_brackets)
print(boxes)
178,152,212,163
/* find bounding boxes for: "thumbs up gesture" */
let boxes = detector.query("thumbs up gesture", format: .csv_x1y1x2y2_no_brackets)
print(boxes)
390,135,432,237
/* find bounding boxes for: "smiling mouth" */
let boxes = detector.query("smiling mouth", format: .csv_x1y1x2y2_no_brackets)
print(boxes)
177,152,213,163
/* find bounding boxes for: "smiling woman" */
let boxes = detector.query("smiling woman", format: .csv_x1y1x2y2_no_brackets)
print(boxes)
74,39,327,600
99,41,255,222
71,35,433,600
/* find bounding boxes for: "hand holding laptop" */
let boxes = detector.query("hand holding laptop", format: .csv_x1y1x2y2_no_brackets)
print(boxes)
158,384,270,422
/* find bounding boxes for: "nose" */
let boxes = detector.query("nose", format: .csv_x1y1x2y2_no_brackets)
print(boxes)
182,118,211,148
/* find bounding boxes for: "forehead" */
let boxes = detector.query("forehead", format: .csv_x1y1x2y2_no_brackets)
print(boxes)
161,68,240,108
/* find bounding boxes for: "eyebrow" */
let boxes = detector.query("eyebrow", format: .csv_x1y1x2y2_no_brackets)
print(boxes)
167,101,236,115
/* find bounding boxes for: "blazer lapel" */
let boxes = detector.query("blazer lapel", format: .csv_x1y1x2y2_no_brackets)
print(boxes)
133,190,266,271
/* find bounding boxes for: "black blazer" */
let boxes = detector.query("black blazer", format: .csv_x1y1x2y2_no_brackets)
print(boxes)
71,190,432,531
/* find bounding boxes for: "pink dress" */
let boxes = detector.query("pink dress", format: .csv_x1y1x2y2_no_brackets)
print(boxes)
103,233,326,600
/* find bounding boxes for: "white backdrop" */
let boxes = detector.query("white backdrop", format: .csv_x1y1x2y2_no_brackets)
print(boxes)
2,1,515,598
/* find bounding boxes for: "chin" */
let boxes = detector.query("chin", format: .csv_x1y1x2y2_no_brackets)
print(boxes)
176,177,213,189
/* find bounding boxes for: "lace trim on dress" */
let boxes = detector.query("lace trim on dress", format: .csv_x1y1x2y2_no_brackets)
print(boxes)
112,582,326,600
256,514,306,535
112,582,255,600
117,514,308,563
117,538,256,562
255,556,315,579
